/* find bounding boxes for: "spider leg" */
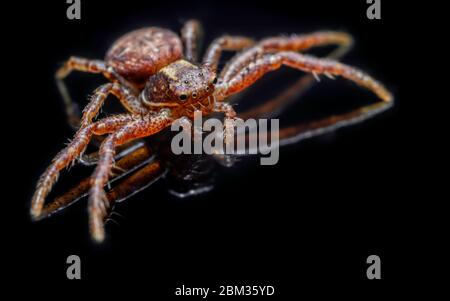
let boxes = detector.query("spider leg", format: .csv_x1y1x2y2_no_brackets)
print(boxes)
55,56,138,128
216,52,392,103
236,33,353,119
214,52,392,152
203,36,255,72
30,114,136,220
181,19,203,62
81,83,148,127
88,110,173,242
177,114,204,143
220,31,353,83
79,139,146,166
73,82,148,154
213,102,242,148
39,144,161,220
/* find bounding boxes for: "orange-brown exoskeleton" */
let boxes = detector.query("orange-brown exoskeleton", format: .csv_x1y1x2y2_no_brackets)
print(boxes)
32,20,393,242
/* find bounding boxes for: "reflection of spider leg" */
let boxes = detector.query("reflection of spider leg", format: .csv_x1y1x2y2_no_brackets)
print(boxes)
220,31,353,83
238,75,316,120
104,160,165,230
203,36,255,71
240,105,392,156
181,19,203,62
39,144,162,220
107,160,165,203
30,114,135,220
89,110,173,242
55,56,138,128
81,83,148,127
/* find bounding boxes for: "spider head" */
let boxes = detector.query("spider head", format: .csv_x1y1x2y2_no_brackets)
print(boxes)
141,59,217,112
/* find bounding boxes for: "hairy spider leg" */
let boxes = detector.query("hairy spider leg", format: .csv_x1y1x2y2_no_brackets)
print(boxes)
203,36,255,71
55,56,140,127
79,140,147,166
88,110,173,242
30,114,136,219
213,102,243,147
181,19,204,62
39,144,162,221
215,52,392,150
216,52,392,102
219,31,353,83
213,44,356,163
235,32,354,119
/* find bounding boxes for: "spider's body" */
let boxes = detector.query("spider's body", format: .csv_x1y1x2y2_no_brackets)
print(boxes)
106,27,217,117
32,20,393,242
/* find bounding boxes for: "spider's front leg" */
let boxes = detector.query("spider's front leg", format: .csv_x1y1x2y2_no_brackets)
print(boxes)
215,52,393,146
177,114,203,142
216,51,392,106
55,57,138,127
88,110,173,242
235,34,354,119
30,114,136,220
220,31,353,82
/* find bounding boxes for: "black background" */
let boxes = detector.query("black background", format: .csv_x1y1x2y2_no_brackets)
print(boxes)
5,0,437,297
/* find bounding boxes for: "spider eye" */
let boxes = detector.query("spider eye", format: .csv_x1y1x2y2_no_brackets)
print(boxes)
179,94,188,101
212,77,218,84
192,92,198,99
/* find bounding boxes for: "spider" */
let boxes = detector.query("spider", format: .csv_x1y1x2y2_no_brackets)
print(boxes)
31,20,393,242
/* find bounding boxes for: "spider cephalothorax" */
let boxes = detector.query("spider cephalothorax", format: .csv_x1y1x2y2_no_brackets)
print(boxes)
32,20,393,242
141,59,217,117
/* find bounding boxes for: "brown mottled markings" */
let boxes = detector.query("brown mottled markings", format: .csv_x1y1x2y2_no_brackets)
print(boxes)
159,59,196,80
36,20,393,243
106,27,183,86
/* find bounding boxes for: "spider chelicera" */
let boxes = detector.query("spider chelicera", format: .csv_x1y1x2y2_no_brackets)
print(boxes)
31,20,393,242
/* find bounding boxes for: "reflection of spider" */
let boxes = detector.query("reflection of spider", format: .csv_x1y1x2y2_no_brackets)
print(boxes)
31,20,393,242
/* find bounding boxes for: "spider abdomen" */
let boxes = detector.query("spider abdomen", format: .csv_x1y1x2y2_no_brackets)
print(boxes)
106,27,183,86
